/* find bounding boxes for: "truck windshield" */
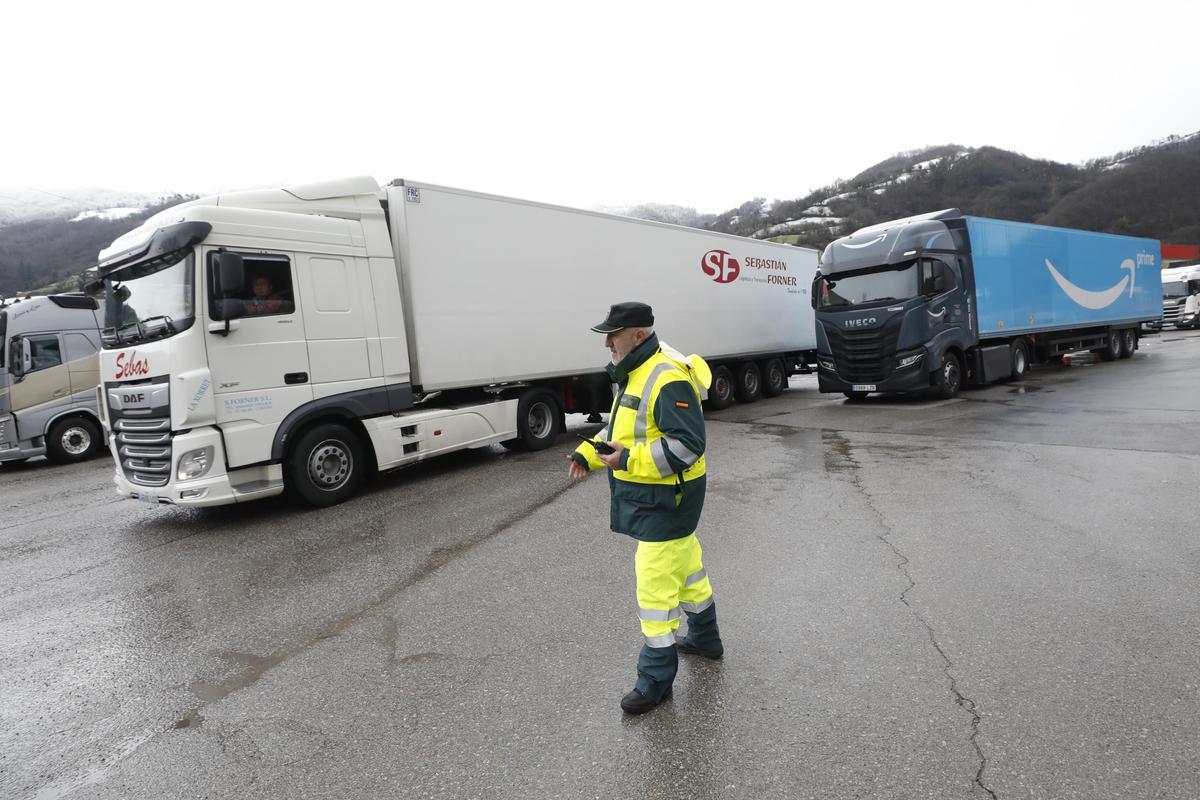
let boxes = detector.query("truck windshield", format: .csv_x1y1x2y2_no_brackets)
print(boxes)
817,262,920,309
99,248,195,348
1163,281,1188,298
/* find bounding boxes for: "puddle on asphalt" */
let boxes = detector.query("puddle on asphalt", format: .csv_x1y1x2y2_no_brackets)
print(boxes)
822,431,857,475
1007,385,1045,394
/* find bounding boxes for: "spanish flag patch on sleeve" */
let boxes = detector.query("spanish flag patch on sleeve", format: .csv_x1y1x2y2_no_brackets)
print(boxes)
675,400,690,409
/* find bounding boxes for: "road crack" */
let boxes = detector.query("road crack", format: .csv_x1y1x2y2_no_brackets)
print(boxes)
823,430,998,799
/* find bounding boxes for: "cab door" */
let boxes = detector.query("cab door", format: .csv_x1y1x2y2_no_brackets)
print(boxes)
203,249,312,467
10,333,71,440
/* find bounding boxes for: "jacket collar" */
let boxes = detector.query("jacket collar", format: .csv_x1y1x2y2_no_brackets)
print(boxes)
606,332,660,385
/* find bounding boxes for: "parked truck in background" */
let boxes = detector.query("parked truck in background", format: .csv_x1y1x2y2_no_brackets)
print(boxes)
1,294,106,464
90,176,818,508
812,210,1162,399
1157,265,1200,329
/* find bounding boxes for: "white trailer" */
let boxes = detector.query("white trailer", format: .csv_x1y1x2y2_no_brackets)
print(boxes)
92,177,817,507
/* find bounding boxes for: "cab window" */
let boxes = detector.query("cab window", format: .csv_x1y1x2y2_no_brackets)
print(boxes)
28,335,63,372
207,253,296,319
920,259,956,296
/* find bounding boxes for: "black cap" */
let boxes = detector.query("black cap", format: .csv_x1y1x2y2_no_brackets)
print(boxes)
591,301,654,333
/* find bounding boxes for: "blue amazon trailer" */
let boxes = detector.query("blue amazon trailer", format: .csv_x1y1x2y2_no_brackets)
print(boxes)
812,210,1162,399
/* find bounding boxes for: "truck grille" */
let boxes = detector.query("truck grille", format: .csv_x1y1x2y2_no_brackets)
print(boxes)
116,416,172,487
824,320,902,383
1163,301,1184,325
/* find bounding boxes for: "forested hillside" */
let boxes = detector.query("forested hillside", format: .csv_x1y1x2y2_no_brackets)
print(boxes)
0,196,192,297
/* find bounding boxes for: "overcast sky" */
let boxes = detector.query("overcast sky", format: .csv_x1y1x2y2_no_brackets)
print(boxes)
2,0,1198,212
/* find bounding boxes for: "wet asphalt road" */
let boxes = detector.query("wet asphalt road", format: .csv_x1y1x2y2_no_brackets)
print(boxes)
2,331,1199,800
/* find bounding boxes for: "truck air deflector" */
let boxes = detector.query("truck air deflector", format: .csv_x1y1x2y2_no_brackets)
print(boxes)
97,221,212,276
820,209,963,276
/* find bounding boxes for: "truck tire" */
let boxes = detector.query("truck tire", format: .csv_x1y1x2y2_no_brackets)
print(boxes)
705,365,735,410
1009,340,1030,381
1119,328,1136,359
733,362,762,403
1098,330,1121,362
934,352,962,399
505,387,562,451
286,423,366,508
46,416,102,464
761,358,787,397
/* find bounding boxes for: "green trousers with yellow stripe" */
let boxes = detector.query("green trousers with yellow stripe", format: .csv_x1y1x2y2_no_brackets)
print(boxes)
634,532,721,700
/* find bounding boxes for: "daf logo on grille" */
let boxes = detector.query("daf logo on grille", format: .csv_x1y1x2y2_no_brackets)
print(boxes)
844,317,877,328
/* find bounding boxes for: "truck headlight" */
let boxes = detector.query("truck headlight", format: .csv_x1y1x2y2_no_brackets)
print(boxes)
178,446,214,481
818,356,836,371
897,352,925,369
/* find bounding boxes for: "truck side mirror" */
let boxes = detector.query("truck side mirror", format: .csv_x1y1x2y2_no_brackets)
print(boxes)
215,252,245,296
9,336,30,380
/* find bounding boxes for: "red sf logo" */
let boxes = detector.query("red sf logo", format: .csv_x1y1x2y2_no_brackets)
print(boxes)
701,249,740,284
114,350,150,380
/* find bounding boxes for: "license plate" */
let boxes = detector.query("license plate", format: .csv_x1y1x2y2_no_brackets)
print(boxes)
136,492,159,505
852,384,877,391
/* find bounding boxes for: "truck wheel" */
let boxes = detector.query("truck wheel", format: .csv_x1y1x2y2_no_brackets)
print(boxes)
46,417,102,464
286,423,366,508
935,353,962,399
1098,330,1121,362
761,358,787,397
705,366,735,410
733,362,762,403
1010,340,1030,380
504,387,562,451
1119,329,1136,359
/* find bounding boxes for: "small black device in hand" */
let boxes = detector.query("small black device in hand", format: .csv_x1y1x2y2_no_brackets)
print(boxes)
577,434,615,455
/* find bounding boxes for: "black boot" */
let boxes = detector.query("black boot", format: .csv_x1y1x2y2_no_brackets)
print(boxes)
677,602,723,659
620,686,672,714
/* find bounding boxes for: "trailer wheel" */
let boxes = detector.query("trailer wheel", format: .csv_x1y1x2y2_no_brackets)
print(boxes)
502,387,562,451
761,358,787,397
1097,330,1121,362
46,416,102,464
1009,340,1030,381
935,353,962,399
1119,328,1136,359
705,365,735,410
286,423,366,508
733,362,762,403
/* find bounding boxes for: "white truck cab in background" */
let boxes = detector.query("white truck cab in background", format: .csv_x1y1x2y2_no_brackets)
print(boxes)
1,294,106,464
93,177,818,508
1159,265,1200,329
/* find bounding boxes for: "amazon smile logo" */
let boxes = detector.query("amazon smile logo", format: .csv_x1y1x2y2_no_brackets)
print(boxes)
1044,252,1155,310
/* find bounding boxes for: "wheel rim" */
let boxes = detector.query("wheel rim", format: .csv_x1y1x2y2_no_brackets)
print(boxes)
307,439,353,490
527,401,553,440
1015,348,1026,374
745,371,759,394
1111,333,1119,351
1123,331,1135,350
944,361,960,391
715,375,730,400
769,365,783,388
61,426,91,456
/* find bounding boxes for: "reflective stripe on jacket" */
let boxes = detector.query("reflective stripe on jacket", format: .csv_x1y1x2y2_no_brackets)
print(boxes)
572,333,711,541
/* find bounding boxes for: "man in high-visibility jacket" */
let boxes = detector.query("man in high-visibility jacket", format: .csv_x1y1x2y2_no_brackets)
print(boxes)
568,301,724,715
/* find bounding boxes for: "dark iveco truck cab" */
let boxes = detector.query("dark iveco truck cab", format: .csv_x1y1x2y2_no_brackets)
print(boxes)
812,210,1162,399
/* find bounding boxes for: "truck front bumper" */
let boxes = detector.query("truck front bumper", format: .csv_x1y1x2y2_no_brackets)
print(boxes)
110,426,284,507
816,360,932,394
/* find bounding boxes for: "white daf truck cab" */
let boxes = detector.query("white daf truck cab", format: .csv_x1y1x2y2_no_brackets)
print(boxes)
92,177,819,508
1,294,106,464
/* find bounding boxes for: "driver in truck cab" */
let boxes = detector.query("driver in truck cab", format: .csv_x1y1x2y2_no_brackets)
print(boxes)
244,275,286,316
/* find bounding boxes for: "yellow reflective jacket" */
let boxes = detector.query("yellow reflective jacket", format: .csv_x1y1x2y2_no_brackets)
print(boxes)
572,334,711,541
